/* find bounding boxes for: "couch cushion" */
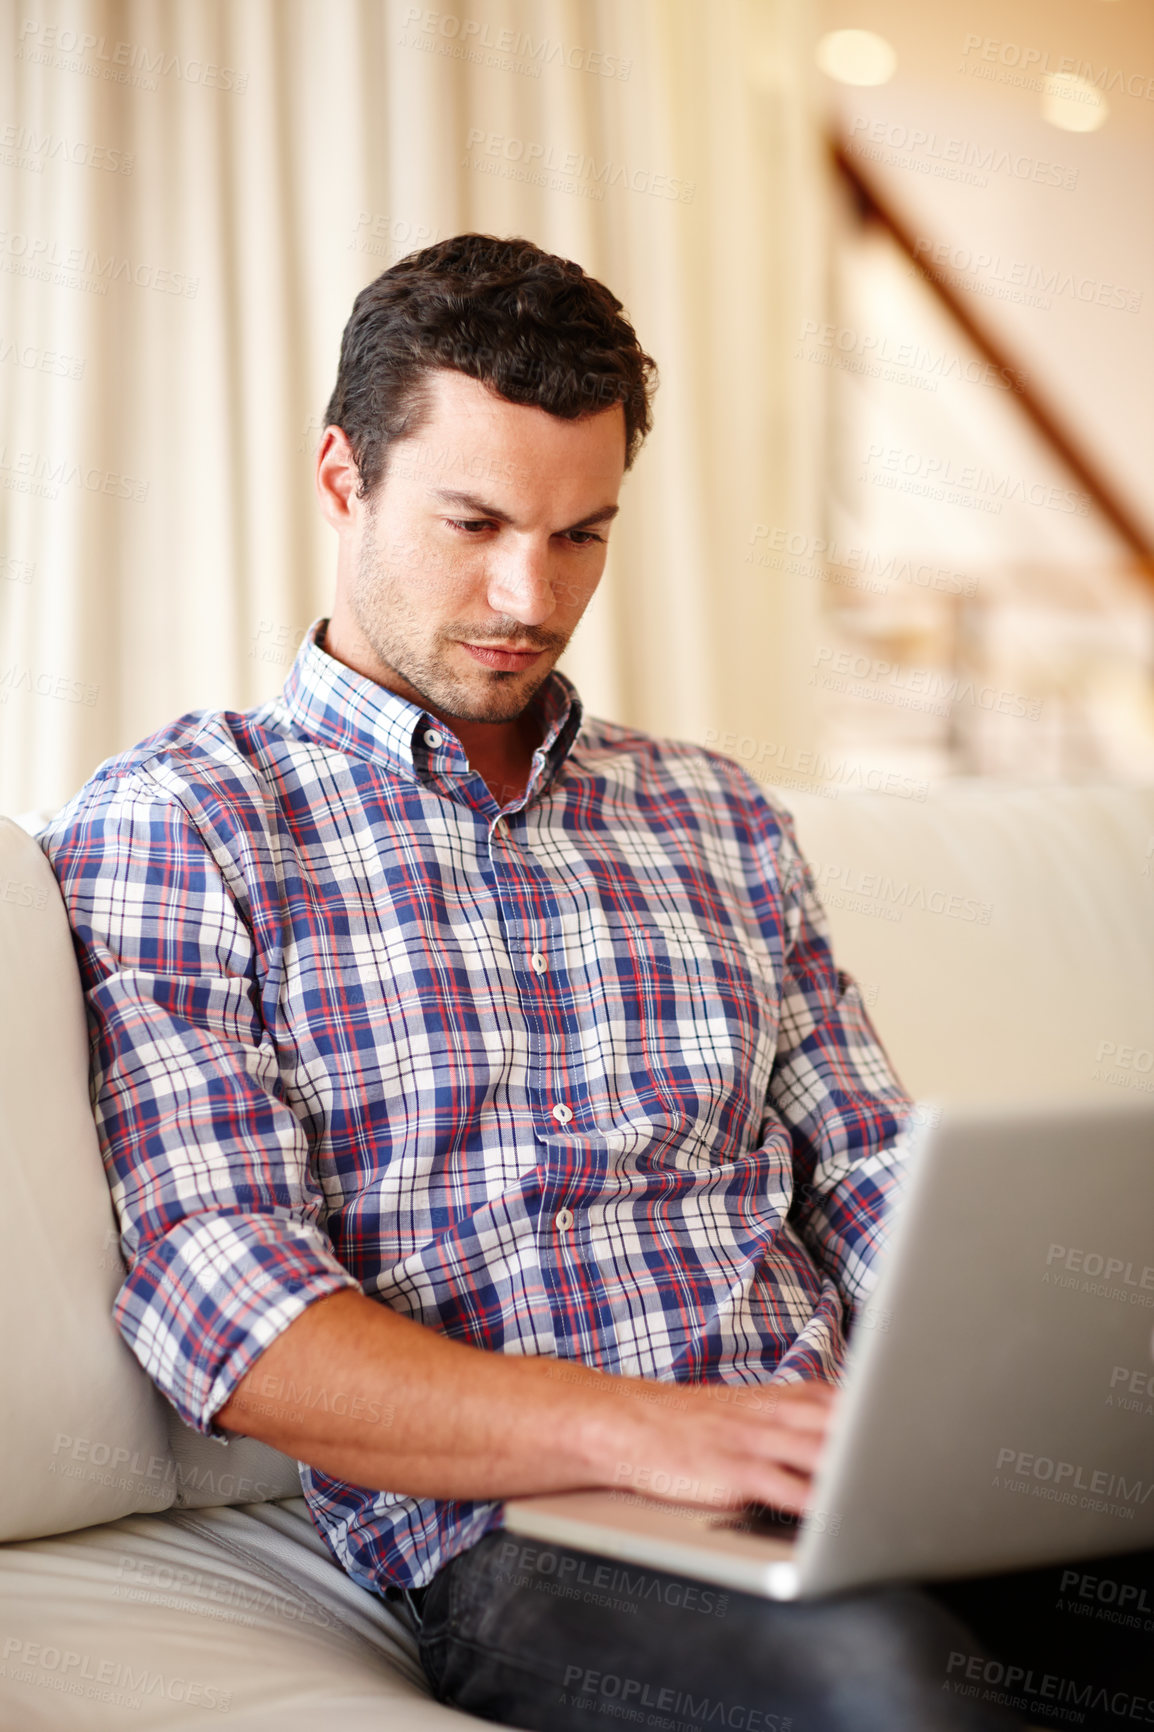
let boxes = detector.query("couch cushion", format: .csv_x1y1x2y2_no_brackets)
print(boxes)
781,782,1154,1106
0,813,331,1536
0,1497,501,1728
163,1420,303,1510
0,817,173,1541
0,1499,1054,1730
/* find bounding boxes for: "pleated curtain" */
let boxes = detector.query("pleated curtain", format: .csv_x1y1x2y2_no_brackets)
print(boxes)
0,0,827,816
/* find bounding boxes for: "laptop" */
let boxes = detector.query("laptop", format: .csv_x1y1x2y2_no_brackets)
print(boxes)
505,1098,1154,1599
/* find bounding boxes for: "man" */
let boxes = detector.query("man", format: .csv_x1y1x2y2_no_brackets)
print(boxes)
41,235,1028,1730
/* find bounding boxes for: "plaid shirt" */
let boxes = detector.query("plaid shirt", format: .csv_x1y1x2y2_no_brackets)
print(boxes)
39,616,912,1593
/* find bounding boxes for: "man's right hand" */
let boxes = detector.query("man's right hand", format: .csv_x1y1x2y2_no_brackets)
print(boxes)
581,1373,838,1515
215,1287,837,1514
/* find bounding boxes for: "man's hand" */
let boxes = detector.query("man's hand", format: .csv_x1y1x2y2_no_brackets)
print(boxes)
586,1375,838,1516
215,1287,838,1512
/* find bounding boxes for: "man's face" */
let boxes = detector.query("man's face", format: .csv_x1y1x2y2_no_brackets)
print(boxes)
342,368,627,724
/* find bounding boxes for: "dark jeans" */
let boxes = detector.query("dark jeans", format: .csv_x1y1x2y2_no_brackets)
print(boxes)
401,1531,1154,1732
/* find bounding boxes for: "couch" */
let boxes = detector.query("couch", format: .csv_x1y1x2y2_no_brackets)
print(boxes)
2,779,1151,1729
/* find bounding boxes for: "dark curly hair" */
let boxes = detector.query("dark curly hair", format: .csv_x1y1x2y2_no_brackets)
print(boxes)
323,234,658,498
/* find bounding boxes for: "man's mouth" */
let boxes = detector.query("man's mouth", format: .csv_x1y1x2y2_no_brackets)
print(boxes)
459,642,545,672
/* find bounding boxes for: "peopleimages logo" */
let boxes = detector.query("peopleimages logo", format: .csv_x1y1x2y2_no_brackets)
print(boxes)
959,33,1154,103
745,526,977,596
994,1445,1154,1521
0,446,148,502
0,663,99,707
0,337,84,379
0,122,133,175
702,730,930,804
0,228,198,297
796,319,1026,393
16,19,248,92
49,1434,274,1503
912,237,1142,316
810,647,1041,722
860,443,1089,516
400,7,632,78
1,1637,231,1712
847,116,1078,190
1046,1241,1154,1289
1109,1365,1154,1408
812,861,992,925
946,1650,1154,1724
462,129,695,202
1060,1567,1154,1615
495,1539,730,1618
560,1666,792,1731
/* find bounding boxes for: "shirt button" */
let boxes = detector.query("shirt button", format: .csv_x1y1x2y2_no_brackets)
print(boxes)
551,1102,573,1125
423,728,444,749
555,1207,574,1232
530,952,547,974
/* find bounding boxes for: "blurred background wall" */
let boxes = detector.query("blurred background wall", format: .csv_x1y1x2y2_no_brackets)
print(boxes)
816,0,1154,794
0,0,1150,817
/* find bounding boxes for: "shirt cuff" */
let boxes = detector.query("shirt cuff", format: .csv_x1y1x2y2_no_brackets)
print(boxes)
112,1211,365,1438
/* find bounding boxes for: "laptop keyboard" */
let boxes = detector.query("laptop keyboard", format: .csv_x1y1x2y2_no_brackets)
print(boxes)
713,1505,802,1538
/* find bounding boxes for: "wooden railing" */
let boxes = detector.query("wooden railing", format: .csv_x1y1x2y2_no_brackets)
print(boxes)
831,140,1154,577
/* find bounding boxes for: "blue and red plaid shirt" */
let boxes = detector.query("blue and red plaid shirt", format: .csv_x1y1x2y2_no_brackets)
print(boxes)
39,617,912,1592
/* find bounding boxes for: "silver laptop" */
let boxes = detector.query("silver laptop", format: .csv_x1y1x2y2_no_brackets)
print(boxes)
505,1098,1154,1599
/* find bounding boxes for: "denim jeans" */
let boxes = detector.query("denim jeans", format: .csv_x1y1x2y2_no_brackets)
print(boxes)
407,1527,1141,1732
401,1531,1154,1732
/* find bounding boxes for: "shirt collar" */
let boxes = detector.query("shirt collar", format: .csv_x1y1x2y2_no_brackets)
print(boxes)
277,617,584,793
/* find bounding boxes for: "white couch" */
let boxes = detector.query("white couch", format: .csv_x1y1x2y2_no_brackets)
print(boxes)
2,781,1152,1729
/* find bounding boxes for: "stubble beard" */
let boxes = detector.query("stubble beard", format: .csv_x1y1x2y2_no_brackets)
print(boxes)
350,509,571,725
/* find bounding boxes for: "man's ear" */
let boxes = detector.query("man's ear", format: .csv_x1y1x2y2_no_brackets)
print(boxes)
315,425,366,532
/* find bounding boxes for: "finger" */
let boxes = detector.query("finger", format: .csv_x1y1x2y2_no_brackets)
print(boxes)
714,1404,834,1459
772,1394,839,1433
705,1418,828,1480
645,1462,813,1516
755,1426,829,1476
658,1460,817,1518
771,1378,838,1408
746,1463,815,1516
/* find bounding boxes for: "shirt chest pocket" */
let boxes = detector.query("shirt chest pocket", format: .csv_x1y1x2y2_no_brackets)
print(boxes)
598,913,780,1151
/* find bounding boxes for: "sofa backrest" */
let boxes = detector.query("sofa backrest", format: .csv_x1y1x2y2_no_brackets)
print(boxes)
0,817,301,1544
783,781,1154,1107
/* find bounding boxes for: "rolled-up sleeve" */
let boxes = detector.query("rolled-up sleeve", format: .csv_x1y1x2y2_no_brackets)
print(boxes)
764,803,915,1323
39,764,362,1437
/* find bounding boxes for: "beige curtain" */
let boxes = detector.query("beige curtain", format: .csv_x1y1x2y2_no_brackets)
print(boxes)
0,0,827,817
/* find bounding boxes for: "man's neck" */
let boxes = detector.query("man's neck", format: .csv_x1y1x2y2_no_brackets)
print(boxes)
318,618,549,809
450,708,544,809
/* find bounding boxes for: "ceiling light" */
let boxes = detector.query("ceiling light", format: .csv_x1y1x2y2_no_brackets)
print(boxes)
1042,72,1109,131
816,29,897,87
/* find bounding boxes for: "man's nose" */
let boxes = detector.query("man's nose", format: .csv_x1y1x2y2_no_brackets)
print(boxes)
485,540,556,626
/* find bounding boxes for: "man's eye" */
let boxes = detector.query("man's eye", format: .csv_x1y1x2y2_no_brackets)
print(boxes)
564,529,604,546
446,518,493,534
